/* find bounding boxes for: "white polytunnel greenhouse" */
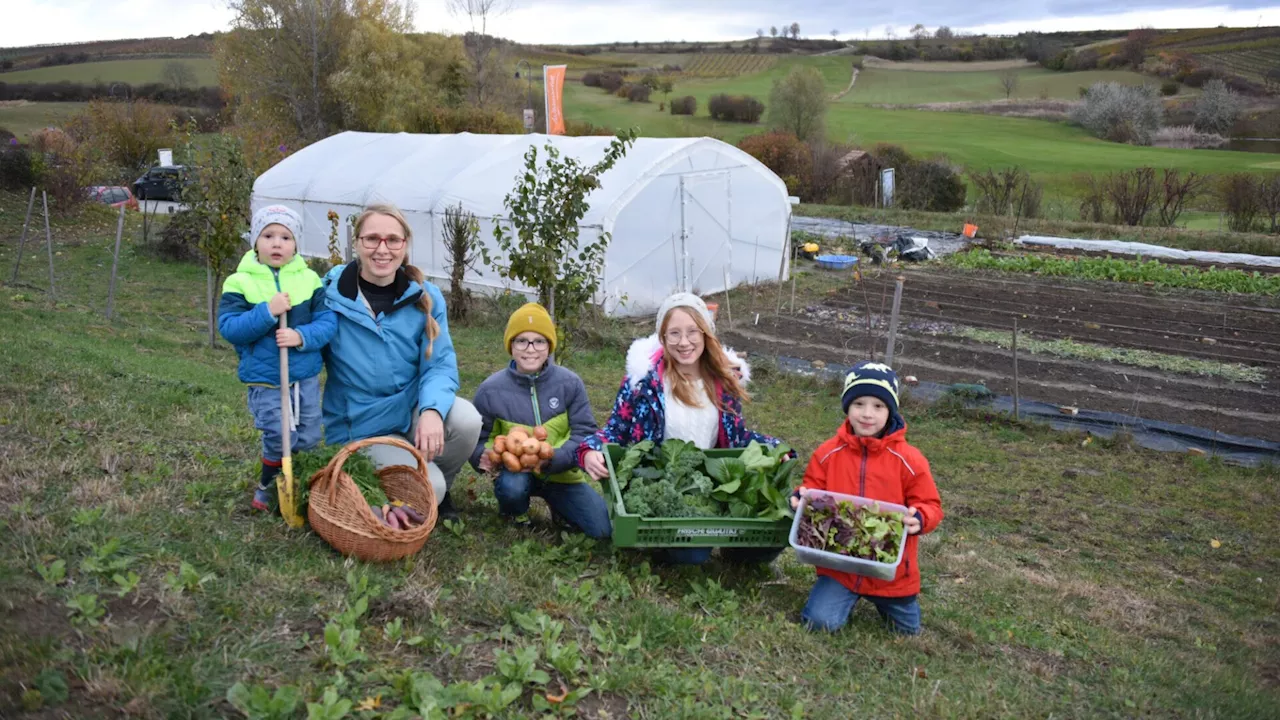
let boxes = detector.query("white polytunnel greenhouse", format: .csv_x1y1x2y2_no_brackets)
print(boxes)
250,131,794,316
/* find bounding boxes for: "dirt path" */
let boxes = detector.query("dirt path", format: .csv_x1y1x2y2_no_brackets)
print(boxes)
831,67,859,101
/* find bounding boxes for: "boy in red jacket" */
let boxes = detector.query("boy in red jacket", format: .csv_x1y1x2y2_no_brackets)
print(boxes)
792,361,943,635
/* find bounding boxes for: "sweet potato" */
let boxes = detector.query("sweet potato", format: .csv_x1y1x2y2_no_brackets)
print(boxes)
486,449,502,465
392,506,413,528
400,505,426,525
370,506,385,523
521,438,540,456
533,426,548,441
520,452,540,469
494,437,507,454
538,443,554,460
386,509,402,530
502,451,522,472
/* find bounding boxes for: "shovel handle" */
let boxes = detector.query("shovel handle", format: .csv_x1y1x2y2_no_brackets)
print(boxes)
279,315,291,459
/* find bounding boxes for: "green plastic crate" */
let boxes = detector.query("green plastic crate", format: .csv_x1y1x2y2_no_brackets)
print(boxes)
602,444,792,548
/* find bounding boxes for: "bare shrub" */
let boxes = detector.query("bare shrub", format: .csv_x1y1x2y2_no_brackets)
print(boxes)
1220,174,1261,233
1157,170,1208,227
969,166,1042,218
1104,168,1157,226
1260,175,1280,234
1076,174,1107,223
1070,82,1163,145
807,141,856,205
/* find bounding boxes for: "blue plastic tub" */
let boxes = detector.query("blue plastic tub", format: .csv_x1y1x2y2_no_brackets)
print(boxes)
814,254,859,270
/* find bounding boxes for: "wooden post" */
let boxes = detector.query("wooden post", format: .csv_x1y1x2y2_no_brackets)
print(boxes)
344,222,353,263
8,187,36,284
884,275,904,366
1012,317,1020,421
788,241,799,313
1011,182,1029,240
207,261,216,348
105,204,126,321
722,266,733,330
42,191,55,299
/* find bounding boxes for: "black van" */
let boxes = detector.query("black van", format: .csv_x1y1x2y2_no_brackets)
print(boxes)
132,165,190,201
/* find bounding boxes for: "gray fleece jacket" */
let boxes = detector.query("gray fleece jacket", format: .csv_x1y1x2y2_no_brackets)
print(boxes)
469,360,597,483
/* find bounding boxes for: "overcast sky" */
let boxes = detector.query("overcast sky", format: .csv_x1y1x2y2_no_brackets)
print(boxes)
6,1,1280,49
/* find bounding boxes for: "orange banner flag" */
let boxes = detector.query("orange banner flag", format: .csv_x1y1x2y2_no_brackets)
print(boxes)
544,64,566,135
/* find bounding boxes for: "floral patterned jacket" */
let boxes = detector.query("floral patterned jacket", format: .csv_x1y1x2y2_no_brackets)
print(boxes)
577,335,781,466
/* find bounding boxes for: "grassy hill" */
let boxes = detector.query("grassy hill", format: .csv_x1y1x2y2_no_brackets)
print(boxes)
0,101,89,137
0,58,217,86
564,56,1267,201
842,67,1186,105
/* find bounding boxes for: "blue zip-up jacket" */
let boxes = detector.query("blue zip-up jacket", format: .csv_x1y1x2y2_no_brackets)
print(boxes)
321,261,459,445
217,250,335,385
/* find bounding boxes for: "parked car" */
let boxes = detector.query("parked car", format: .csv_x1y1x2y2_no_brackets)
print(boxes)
86,185,139,211
132,165,190,202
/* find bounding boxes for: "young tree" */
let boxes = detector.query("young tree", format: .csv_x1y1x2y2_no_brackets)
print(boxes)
769,26,778,38
831,29,839,40
485,130,638,353
1120,27,1156,68
767,65,827,142
178,126,256,347
789,22,800,40
935,26,954,40
441,203,481,323
1193,79,1242,136
910,23,928,46
998,68,1019,100
448,0,516,107
161,60,198,90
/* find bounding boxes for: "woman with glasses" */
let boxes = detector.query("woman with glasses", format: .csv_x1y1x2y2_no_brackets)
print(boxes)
577,293,786,564
466,303,610,537
320,203,481,519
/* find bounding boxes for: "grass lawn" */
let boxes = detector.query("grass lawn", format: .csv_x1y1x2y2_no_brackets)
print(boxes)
0,58,217,86
0,101,90,138
0,191,1277,717
570,80,1271,200
842,67,1188,105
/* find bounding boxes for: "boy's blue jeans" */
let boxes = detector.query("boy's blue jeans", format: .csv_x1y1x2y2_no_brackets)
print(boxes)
493,470,612,539
247,376,322,462
801,576,922,635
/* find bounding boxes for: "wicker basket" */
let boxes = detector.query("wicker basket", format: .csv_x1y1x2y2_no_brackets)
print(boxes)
306,436,438,562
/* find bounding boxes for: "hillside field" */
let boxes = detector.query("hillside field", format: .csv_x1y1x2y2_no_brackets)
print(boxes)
0,58,217,86
0,101,89,138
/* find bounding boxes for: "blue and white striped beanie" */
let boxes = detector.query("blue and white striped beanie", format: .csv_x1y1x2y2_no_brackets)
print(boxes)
841,361,900,417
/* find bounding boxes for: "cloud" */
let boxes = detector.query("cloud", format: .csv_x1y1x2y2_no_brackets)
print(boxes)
3,0,1279,48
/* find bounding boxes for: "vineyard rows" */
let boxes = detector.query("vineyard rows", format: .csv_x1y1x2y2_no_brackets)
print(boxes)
1193,48,1280,83
682,53,777,78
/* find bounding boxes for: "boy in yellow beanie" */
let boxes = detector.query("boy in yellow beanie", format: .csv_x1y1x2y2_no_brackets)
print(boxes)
469,303,611,537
